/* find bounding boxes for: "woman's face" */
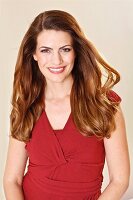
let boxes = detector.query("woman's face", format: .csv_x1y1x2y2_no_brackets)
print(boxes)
33,29,75,84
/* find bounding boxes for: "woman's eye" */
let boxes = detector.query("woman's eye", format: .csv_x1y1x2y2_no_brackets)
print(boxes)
40,49,50,53
62,48,71,52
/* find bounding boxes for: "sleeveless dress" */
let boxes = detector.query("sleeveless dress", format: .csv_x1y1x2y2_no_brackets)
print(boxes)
22,90,121,200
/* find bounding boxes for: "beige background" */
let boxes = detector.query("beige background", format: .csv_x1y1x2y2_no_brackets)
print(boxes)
0,0,133,199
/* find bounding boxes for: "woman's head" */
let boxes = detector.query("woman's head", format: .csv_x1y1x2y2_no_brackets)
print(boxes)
15,10,89,95
11,10,120,141
21,10,84,74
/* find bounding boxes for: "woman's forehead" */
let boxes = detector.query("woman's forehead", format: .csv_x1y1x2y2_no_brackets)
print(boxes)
36,29,73,47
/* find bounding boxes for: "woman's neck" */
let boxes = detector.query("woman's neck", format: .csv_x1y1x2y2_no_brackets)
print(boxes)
45,76,73,100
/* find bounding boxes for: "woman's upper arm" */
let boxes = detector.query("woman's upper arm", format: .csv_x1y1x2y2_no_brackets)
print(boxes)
3,136,28,185
104,105,130,184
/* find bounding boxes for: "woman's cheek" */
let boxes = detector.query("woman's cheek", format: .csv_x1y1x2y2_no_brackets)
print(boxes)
38,57,48,68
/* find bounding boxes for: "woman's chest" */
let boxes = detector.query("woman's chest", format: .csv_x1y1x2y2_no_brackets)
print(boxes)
45,98,71,130
26,111,105,166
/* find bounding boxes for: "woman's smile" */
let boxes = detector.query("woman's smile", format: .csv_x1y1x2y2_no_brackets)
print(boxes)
48,66,66,74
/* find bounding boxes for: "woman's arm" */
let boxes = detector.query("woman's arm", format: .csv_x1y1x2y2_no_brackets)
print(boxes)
3,137,28,200
98,105,130,200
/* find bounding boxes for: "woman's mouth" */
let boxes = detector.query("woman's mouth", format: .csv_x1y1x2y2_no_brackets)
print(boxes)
48,66,66,74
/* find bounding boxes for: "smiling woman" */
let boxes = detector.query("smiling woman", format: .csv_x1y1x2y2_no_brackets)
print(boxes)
3,10,130,200
33,30,75,83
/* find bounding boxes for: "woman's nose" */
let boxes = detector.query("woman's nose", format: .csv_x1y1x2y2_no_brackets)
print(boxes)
51,52,63,65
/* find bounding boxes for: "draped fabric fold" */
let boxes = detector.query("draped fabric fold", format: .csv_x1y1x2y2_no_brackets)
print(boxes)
23,111,105,200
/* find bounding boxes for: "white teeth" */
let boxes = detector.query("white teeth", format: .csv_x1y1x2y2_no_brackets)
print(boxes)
49,67,64,72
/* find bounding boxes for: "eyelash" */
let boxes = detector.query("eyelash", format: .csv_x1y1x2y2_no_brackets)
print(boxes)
40,48,72,53
40,49,50,53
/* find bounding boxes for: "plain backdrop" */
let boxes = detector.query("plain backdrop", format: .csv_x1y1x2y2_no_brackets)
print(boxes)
0,0,133,199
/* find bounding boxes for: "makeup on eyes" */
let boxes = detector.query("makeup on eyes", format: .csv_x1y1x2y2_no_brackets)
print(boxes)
39,45,73,51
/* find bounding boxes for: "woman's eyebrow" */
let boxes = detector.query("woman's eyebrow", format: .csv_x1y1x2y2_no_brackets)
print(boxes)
39,45,72,50
39,46,52,50
59,45,72,49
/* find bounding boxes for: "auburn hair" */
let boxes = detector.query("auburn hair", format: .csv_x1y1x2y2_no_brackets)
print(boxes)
10,10,121,142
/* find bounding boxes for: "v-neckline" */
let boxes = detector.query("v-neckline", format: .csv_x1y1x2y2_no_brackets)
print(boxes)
43,110,71,132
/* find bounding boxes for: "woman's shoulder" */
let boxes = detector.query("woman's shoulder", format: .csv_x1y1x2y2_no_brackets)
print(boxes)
107,90,122,103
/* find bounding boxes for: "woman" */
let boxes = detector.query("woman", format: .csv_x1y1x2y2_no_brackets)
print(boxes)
3,10,130,200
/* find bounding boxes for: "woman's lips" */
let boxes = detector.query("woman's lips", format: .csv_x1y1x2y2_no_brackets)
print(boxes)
48,66,66,74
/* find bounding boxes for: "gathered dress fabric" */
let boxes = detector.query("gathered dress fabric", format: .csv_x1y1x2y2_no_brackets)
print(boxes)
22,90,121,200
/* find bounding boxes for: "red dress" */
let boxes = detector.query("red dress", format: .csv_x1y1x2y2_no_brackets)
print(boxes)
22,91,121,200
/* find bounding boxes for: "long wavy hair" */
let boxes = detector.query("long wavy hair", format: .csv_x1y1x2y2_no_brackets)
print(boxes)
10,10,121,142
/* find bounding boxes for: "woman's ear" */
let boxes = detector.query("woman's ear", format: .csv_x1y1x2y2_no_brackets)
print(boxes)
33,54,37,61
